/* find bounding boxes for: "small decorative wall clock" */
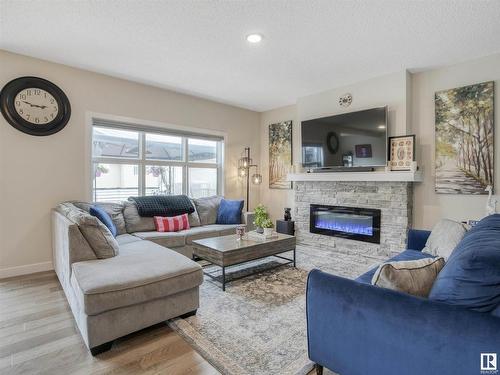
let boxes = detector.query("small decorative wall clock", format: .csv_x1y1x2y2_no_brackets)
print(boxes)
339,93,352,107
0,76,71,136
388,135,415,171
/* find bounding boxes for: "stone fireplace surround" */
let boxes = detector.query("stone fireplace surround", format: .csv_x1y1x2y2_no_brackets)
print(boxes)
293,180,413,260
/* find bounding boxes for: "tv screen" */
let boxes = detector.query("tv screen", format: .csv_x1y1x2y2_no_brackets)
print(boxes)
301,107,387,169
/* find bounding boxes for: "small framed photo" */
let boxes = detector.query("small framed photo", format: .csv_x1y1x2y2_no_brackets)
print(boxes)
388,135,415,171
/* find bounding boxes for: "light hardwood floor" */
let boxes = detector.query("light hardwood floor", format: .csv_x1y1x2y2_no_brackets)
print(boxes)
1,271,318,375
0,271,219,375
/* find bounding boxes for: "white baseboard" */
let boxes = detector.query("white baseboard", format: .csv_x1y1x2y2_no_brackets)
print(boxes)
0,261,54,279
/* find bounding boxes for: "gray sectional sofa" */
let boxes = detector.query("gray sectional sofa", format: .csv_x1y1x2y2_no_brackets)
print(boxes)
52,196,253,355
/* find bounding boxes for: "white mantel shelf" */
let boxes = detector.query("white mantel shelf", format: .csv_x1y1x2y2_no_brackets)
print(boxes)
287,170,423,182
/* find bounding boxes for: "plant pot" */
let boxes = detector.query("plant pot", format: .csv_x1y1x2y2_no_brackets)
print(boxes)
263,228,273,236
255,227,264,234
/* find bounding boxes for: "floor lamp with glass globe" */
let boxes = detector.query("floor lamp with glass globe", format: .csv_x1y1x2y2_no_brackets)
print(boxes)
238,147,262,212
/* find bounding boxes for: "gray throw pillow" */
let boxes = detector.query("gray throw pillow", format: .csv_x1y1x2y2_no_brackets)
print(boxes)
57,203,119,259
193,196,223,226
123,201,155,233
188,199,201,227
422,219,467,260
372,257,445,297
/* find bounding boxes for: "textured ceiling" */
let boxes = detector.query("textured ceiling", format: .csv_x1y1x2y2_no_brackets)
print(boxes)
1,0,500,111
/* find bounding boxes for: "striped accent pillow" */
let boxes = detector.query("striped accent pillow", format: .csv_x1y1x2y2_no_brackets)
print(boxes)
153,214,190,232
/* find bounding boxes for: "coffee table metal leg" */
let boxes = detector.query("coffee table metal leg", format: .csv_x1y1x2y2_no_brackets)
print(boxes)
222,266,226,291
293,247,296,267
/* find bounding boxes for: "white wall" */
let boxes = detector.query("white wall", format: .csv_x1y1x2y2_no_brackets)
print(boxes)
259,105,297,221
411,53,500,228
259,54,500,231
0,50,260,278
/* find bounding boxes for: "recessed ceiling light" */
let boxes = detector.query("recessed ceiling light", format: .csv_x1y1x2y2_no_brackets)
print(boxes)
246,34,263,43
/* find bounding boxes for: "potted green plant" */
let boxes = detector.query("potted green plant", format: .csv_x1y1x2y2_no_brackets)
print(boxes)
261,218,274,236
253,204,270,234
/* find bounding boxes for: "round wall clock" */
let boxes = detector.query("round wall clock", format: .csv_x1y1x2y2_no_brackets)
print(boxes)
0,76,71,136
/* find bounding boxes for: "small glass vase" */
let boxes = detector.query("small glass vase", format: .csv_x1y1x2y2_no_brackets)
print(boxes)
236,225,246,240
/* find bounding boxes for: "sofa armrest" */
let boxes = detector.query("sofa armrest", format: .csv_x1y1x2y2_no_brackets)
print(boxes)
306,269,500,375
407,229,431,251
242,211,255,232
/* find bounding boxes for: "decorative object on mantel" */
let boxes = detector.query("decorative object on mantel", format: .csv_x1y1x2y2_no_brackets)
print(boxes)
284,207,292,221
0,76,71,136
435,81,494,195
269,120,293,189
238,147,262,211
388,135,415,171
485,185,497,216
339,93,352,107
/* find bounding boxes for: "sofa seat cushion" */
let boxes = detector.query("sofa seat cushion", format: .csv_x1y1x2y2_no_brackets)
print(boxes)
356,250,436,285
184,224,238,244
71,240,203,315
215,224,239,236
132,230,186,248
115,234,143,246
184,226,220,244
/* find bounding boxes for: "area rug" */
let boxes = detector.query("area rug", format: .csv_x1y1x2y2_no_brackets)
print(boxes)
168,245,379,375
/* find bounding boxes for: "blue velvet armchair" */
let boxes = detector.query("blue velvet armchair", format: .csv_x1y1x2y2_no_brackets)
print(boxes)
306,229,500,375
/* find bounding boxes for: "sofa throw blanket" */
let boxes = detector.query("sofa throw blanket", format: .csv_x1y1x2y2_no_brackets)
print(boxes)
128,195,195,217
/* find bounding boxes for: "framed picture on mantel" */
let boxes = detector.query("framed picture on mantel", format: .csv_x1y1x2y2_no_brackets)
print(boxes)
388,135,415,171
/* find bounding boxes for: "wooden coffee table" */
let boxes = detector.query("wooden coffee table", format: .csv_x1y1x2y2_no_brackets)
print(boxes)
192,233,296,291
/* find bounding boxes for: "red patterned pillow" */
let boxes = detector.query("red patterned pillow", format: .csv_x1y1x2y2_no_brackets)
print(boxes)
153,214,190,232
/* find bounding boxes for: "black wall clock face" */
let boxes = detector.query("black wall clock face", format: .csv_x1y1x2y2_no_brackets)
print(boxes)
0,76,71,136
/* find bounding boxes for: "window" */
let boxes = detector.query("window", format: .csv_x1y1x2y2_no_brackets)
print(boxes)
92,123,223,202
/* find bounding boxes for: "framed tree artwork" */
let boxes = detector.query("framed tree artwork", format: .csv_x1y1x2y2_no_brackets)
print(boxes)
269,120,293,189
435,81,494,194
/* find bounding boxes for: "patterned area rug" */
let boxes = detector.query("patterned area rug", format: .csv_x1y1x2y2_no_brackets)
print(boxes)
168,245,380,375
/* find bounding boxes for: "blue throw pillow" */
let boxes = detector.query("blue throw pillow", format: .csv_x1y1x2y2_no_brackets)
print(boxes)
429,214,500,312
90,205,117,237
216,199,244,225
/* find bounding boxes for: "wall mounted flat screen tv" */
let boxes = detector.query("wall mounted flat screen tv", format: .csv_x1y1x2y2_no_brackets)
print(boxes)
301,106,387,169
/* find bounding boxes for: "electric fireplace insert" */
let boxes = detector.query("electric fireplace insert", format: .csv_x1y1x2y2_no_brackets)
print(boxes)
310,204,381,244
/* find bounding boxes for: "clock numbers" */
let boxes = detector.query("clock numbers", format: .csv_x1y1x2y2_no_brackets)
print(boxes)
14,88,59,125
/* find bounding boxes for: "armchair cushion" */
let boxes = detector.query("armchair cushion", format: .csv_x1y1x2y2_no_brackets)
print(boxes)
356,249,435,284
429,214,500,312
422,219,467,260
372,257,445,297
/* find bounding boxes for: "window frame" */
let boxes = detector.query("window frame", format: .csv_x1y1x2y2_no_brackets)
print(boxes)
91,121,224,202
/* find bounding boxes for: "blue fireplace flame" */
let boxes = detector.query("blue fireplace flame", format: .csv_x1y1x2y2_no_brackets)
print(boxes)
314,213,373,236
